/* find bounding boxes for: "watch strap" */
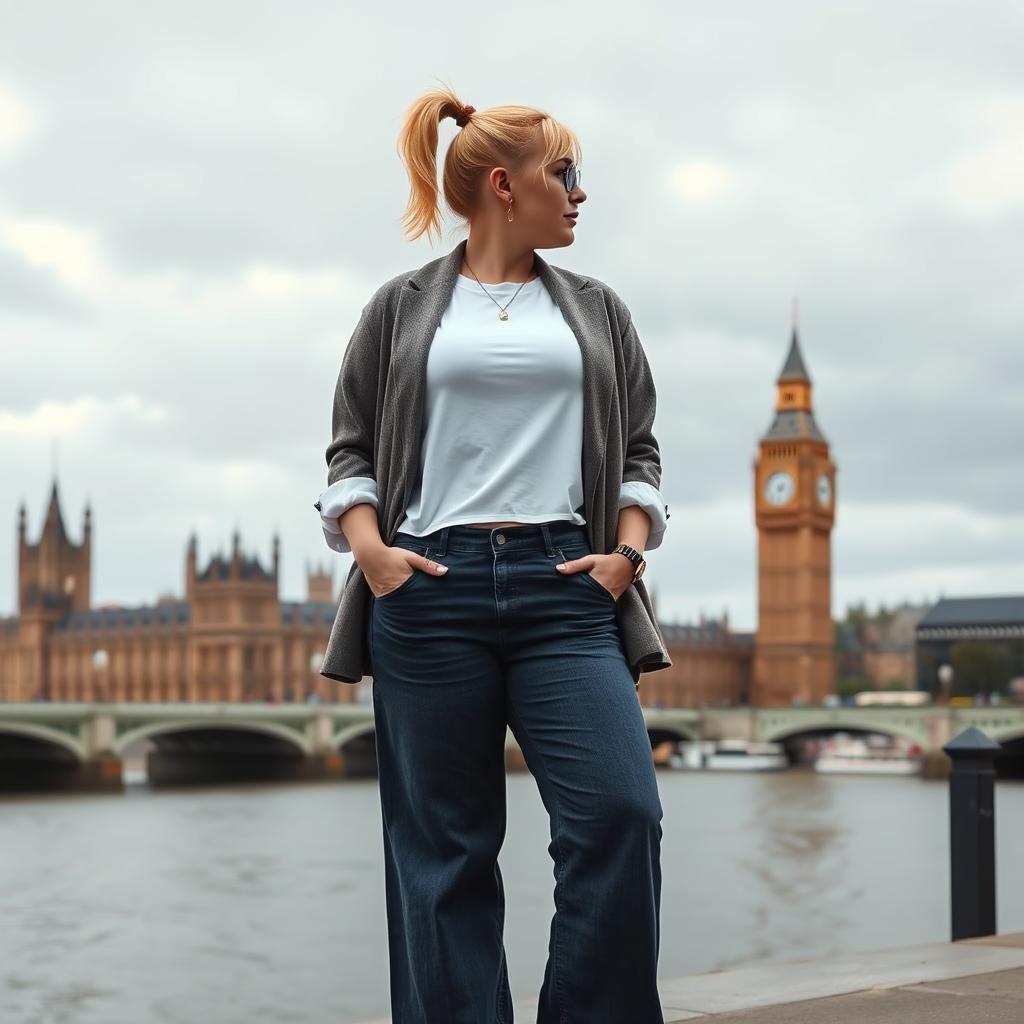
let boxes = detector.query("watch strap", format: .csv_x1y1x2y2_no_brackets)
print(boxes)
612,543,645,581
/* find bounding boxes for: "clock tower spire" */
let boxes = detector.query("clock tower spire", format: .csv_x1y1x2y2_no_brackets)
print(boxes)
752,315,837,706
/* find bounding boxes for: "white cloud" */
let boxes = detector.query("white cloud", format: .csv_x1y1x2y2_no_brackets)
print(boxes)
669,158,742,203
0,216,103,291
0,211,357,316
221,458,291,492
945,96,1024,214
175,265,353,316
0,82,32,150
0,395,167,438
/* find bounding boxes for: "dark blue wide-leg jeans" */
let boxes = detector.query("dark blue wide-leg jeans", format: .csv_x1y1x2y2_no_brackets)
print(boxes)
369,521,665,1024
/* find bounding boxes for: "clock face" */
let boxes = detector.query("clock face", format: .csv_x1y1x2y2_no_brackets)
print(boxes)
764,470,795,506
817,473,832,507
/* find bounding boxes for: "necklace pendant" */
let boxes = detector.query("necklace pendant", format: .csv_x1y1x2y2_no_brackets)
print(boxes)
498,310,509,321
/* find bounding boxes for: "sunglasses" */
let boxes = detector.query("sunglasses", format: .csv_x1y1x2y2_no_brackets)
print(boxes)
562,162,581,192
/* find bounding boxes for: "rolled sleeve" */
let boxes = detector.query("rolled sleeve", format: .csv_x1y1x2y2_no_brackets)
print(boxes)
314,476,378,554
618,480,669,551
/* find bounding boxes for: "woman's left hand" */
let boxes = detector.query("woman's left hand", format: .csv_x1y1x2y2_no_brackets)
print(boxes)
555,552,634,601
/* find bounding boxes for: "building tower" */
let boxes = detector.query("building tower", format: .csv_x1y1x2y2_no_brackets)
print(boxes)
306,560,334,604
752,315,837,705
17,478,92,615
15,478,92,699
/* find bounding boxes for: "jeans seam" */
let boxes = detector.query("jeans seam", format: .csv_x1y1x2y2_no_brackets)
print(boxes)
494,816,507,1024
556,852,569,1024
507,702,570,1024
496,902,508,1024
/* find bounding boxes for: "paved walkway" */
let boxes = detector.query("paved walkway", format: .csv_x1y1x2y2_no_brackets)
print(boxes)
352,932,1024,1023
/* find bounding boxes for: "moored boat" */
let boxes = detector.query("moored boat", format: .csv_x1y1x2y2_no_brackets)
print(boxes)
668,739,789,772
813,733,921,775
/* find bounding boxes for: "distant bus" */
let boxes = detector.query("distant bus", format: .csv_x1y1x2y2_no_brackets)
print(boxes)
854,690,932,707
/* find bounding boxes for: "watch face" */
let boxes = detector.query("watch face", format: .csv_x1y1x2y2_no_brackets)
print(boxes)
817,473,832,506
764,470,795,506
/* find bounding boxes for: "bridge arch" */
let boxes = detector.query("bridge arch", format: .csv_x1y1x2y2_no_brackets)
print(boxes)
331,722,377,752
761,717,928,748
648,724,700,744
0,722,85,761
114,720,312,756
642,710,703,744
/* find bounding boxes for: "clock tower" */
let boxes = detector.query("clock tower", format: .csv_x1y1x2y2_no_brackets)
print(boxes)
752,317,836,706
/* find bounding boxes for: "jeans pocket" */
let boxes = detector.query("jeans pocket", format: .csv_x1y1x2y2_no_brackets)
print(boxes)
376,568,423,600
375,538,429,601
556,545,617,603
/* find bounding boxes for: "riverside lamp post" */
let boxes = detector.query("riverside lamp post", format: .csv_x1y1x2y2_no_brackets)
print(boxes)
938,663,954,704
92,648,109,703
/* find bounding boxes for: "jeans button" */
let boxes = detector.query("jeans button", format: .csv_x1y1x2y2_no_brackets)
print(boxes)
495,533,506,544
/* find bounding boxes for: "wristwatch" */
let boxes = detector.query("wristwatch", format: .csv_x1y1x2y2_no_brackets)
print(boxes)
611,543,646,582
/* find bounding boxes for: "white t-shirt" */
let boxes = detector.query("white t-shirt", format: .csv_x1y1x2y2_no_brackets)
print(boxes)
318,274,667,553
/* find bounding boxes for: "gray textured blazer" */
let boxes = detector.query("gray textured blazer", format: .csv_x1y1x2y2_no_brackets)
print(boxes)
316,237,672,685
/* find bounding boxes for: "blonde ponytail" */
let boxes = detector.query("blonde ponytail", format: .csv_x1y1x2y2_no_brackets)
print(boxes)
396,80,582,245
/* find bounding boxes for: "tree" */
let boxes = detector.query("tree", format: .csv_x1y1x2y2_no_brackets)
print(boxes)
837,675,871,699
950,641,1009,696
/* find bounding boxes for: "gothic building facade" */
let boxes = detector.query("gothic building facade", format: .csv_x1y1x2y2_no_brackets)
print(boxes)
0,482,339,703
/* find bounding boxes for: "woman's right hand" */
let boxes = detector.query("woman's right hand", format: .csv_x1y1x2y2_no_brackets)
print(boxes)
359,545,448,599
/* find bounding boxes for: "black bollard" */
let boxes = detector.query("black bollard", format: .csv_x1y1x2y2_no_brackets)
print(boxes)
943,726,1001,941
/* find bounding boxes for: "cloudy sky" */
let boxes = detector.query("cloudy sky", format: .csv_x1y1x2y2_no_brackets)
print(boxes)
1,1,1021,630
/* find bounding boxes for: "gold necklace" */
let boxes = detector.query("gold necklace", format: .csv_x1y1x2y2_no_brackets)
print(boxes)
464,259,534,320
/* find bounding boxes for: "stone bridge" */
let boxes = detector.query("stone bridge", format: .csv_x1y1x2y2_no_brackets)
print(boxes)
2,702,1022,792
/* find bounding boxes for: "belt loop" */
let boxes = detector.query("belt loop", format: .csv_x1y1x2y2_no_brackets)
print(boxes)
539,522,555,558
434,526,449,558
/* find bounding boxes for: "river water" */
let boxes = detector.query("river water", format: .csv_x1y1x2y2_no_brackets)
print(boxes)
2,766,1022,1023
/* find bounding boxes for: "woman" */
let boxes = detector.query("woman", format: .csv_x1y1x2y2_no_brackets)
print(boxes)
316,87,671,1023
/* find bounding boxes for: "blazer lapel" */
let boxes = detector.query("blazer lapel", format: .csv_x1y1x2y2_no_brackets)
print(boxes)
533,252,615,520
385,243,463,539
389,239,615,542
